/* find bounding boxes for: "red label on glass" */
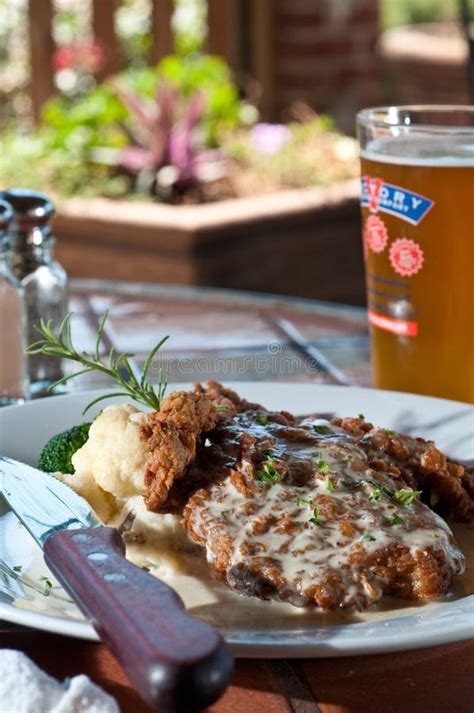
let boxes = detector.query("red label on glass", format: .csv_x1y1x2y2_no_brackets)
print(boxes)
368,309,418,337
365,215,388,254
389,238,424,277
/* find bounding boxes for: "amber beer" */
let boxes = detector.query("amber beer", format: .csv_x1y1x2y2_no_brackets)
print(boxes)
357,107,474,403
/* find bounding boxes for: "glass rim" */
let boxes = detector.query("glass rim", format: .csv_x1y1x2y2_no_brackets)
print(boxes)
357,105,474,134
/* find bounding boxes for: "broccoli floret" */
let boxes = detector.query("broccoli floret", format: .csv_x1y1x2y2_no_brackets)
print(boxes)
38,423,91,475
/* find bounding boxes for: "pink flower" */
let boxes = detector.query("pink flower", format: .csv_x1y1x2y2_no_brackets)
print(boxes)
250,123,291,155
53,46,75,71
52,40,106,73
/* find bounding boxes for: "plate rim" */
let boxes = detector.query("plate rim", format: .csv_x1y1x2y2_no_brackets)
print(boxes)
2,380,474,414
0,595,473,658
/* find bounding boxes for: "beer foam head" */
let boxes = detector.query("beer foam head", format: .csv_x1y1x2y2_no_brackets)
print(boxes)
362,136,474,167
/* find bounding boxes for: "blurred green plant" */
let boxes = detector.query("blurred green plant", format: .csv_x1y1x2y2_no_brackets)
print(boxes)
0,53,358,203
381,0,459,29
118,55,253,145
0,54,252,199
113,82,229,201
115,0,154,68
0,83,130,197
174,0,207,56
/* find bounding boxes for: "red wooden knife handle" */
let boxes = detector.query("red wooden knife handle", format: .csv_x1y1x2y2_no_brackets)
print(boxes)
44,527,233,713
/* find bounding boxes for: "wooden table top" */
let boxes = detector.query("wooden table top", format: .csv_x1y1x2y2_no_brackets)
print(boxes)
1,279,473,713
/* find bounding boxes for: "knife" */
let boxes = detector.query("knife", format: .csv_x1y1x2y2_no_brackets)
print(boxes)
0,456,233,713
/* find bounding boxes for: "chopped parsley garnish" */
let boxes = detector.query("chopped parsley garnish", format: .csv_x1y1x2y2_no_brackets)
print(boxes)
368,488,381,501
215,404,231,413
39,576,53,597
313,424,331,435
360,534,376,543
257,454,282,483
295,496,312,507
316,453,330,474
13,565,22,573
324,474,334,492
385,429,397,436
367,479,393,498
389,513,405,527
256,413,268,426
431,533,439,539
358,413,365,420
392,488,422,507
309,507,322,526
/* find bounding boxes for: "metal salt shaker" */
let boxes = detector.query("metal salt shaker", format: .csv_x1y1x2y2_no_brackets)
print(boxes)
0,190,68,397
0,200,29,405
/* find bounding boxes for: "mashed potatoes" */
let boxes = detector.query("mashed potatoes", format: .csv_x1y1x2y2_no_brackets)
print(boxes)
60,404,196,575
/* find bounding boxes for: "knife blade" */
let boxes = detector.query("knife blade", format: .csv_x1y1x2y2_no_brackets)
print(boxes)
0,456,233,713
0,456,100,546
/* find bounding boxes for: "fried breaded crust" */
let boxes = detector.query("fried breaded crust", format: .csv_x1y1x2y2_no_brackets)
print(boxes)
332,417,474,521
140,391,218,510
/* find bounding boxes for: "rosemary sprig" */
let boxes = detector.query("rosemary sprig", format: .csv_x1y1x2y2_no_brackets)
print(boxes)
26,312,169,414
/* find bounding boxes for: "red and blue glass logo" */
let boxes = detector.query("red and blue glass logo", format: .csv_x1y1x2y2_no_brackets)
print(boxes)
360,176,434,225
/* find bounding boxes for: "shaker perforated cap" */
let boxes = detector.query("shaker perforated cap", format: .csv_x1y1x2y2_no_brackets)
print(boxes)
0,200,13,232
0,189,54,229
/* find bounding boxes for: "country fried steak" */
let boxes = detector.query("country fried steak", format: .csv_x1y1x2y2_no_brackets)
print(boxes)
140,381,472,610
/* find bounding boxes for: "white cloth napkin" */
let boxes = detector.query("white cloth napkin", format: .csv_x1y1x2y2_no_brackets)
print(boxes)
0,649,120,713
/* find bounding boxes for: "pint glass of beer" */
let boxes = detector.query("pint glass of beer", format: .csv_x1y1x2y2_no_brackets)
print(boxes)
357,106,474,403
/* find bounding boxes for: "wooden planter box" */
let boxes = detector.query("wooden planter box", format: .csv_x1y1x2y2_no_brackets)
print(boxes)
54,179,365,305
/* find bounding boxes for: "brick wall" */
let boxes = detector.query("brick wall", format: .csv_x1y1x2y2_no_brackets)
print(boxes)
273,0,381,133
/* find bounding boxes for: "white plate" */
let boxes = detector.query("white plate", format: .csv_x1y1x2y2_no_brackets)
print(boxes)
0,382,473,658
